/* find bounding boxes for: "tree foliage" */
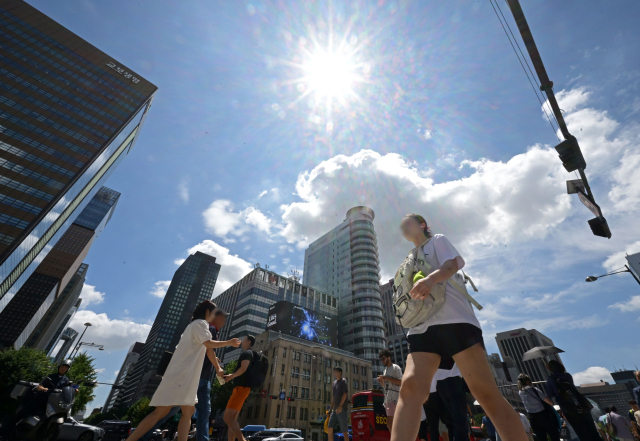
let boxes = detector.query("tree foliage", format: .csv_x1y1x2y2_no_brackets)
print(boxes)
0,347,55,416
68,352,98,416
210,360,238,411
122,397,155,427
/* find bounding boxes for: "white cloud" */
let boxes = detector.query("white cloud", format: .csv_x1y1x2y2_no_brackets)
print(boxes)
572,366,614,386
69,310,151,351
603,240,640,272
178,180,189,204
609,296,640,312
149,280,171,298
95,368,105,374
182,240,253,296
243,207,274,234
202,200,274,242
79,285,105,309
258,190,268,198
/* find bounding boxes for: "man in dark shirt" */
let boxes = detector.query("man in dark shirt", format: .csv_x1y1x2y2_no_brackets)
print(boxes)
195,309,228,441
38,361,71,392
223,335,256,441
328,367,349,441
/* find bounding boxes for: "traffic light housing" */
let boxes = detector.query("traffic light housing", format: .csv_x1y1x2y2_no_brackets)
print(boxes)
588,216,611,239
555,138,586,172
287,397,295,402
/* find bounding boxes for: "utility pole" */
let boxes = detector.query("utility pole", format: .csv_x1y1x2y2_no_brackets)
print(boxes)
506,0,611,239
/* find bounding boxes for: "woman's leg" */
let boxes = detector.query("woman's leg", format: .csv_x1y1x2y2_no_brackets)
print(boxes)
390,352,441,441
124,406,171,441
565,412,601,441
177,406,195,441
452,343,527,441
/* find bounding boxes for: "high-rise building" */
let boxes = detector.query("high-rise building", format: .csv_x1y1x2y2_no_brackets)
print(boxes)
0,186,119,348
103,342,145,414
611,369,640,388
303,207,385,378
577,382,634,416
215,267,338,363
495,328,562,383
24,263,87,351
46,297,82,356
487,352,520,384
53,326,78,363
0,0,157,314
120,252,220,407
385,332,409,371
380,278,399,338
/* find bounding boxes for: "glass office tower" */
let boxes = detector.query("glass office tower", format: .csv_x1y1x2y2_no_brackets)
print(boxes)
0,0,157,313
303,207,386,378
119,252,221,407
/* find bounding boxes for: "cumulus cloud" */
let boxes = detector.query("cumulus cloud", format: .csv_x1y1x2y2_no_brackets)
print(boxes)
609,296,640,312
149,280,171,298
572,366,614,386
181,240,253,296
603,240,640,272
69,310,151,351
79,285,105,309
202,200,274,242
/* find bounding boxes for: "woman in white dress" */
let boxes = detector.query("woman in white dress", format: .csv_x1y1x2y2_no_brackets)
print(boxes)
126,300,240,441
390,214,527,441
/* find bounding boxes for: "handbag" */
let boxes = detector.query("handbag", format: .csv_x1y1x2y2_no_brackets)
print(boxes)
559,426,570,439
530,387,561,432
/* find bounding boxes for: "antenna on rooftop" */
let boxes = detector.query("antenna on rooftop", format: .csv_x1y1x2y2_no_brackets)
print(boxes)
289,267,300,282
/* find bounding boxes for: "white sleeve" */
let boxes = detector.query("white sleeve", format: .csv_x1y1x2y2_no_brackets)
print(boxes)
432,234,465,270
193,320,212,344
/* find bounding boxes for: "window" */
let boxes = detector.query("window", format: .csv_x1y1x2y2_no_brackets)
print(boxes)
295,367,299,378
352,365,357,374
293,386,298,397
264,405,268,418
283,348,287,357
353,379,358,390
287,406,296,419
247,406,252,418
276,405,281,418
362,381,368,390
279,383,283,393
361,366,367,376
296,352,301,361
281,365,285,375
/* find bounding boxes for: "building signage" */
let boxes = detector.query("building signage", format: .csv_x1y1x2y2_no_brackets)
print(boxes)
266,301,337,346
106,61,141,84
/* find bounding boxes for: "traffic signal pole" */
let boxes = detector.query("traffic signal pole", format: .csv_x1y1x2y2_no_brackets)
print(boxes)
505,0,611,238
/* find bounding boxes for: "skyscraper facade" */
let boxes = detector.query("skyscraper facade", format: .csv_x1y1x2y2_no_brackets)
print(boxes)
303,207,385,378
379,278,400,338
215,267,338,363
495,328,562,383
53,326,78,364
120,252,221,407
103,342,145,414
0,186,119,348
0,0,157,314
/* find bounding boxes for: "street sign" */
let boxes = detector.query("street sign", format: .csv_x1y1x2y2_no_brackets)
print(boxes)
279,392,286,400
577,190,602,218
260,390,267,398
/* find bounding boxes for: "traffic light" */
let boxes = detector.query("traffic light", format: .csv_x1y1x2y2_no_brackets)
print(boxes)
555,138,586,172
588,216,612,239
287,397,295,402
269,395,277,400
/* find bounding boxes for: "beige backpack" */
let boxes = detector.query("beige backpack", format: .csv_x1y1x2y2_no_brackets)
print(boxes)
392,238,482,328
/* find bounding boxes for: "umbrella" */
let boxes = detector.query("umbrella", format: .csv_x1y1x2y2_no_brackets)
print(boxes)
521,345,564,361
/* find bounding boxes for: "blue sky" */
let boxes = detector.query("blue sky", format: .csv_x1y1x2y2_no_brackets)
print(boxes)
28,0,640,413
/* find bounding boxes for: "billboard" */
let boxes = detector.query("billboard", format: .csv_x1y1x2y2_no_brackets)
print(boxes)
266,301,337,347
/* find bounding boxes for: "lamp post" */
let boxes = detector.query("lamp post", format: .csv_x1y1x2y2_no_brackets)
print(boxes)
586,265,640,286
70,342,104,358
69,322,92,359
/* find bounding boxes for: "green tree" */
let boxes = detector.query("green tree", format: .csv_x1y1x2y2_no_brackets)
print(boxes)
68,352,98,416
0,347,55,416
210,360,237,411
122,397,155,426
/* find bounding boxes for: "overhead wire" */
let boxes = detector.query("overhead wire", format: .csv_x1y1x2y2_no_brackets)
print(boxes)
489,0,561,141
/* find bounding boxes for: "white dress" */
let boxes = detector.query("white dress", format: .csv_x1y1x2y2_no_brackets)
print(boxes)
150,319,212,407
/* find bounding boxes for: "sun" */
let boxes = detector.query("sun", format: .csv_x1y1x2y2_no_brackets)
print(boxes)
303,49,357,100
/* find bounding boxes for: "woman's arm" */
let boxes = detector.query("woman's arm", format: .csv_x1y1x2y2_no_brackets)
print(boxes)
203,338,240,349
410,258,459,300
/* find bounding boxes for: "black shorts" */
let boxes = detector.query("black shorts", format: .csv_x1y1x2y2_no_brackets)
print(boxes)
407,323,483,369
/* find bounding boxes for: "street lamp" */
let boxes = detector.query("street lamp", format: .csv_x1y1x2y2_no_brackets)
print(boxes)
586,265,640,286
69,322,92,359
71,342,104,358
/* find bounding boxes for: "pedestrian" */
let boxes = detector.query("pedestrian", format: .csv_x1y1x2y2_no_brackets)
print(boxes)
327,367,350,441
390,214,527,441
545,360,601,441
377,349,403,432
223,335,256,441
634,372,640,406
424,373,454,441
435,366,470,441
606,406,635,441
196,309,229,441
515,409,534,441
631,400,640,440
481,414,497,441
596,407,609,440
517,373,560,441
125,301,241,441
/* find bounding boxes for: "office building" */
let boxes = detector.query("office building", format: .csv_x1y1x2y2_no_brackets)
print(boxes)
487,352,520,384
386,333,409,371
0,0,157,314
103,342,145,414
53,326,78,363
24,263,87,351
230,330,373,441
46,297,82,356
380,278,400,338
215,267,338,363
495,328,562,383
303,207,385,378
577,382,634,416
627,252,640,281
0,187,119,348
611,369,640,388
120,252,220,407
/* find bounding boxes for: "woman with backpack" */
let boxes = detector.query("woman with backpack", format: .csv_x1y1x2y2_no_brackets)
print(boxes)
390,214,527,441
545,360,602,441
125,301,241,441
517,373,561,441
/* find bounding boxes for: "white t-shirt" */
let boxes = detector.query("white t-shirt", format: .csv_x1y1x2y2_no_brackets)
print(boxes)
430,364,461,393
407,234,481,335
382,363,403,405
518,413,531,432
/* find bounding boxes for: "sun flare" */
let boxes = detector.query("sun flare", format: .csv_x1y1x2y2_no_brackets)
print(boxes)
303,50,357,100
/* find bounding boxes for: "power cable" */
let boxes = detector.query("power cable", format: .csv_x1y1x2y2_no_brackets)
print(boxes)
489,0,561,141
